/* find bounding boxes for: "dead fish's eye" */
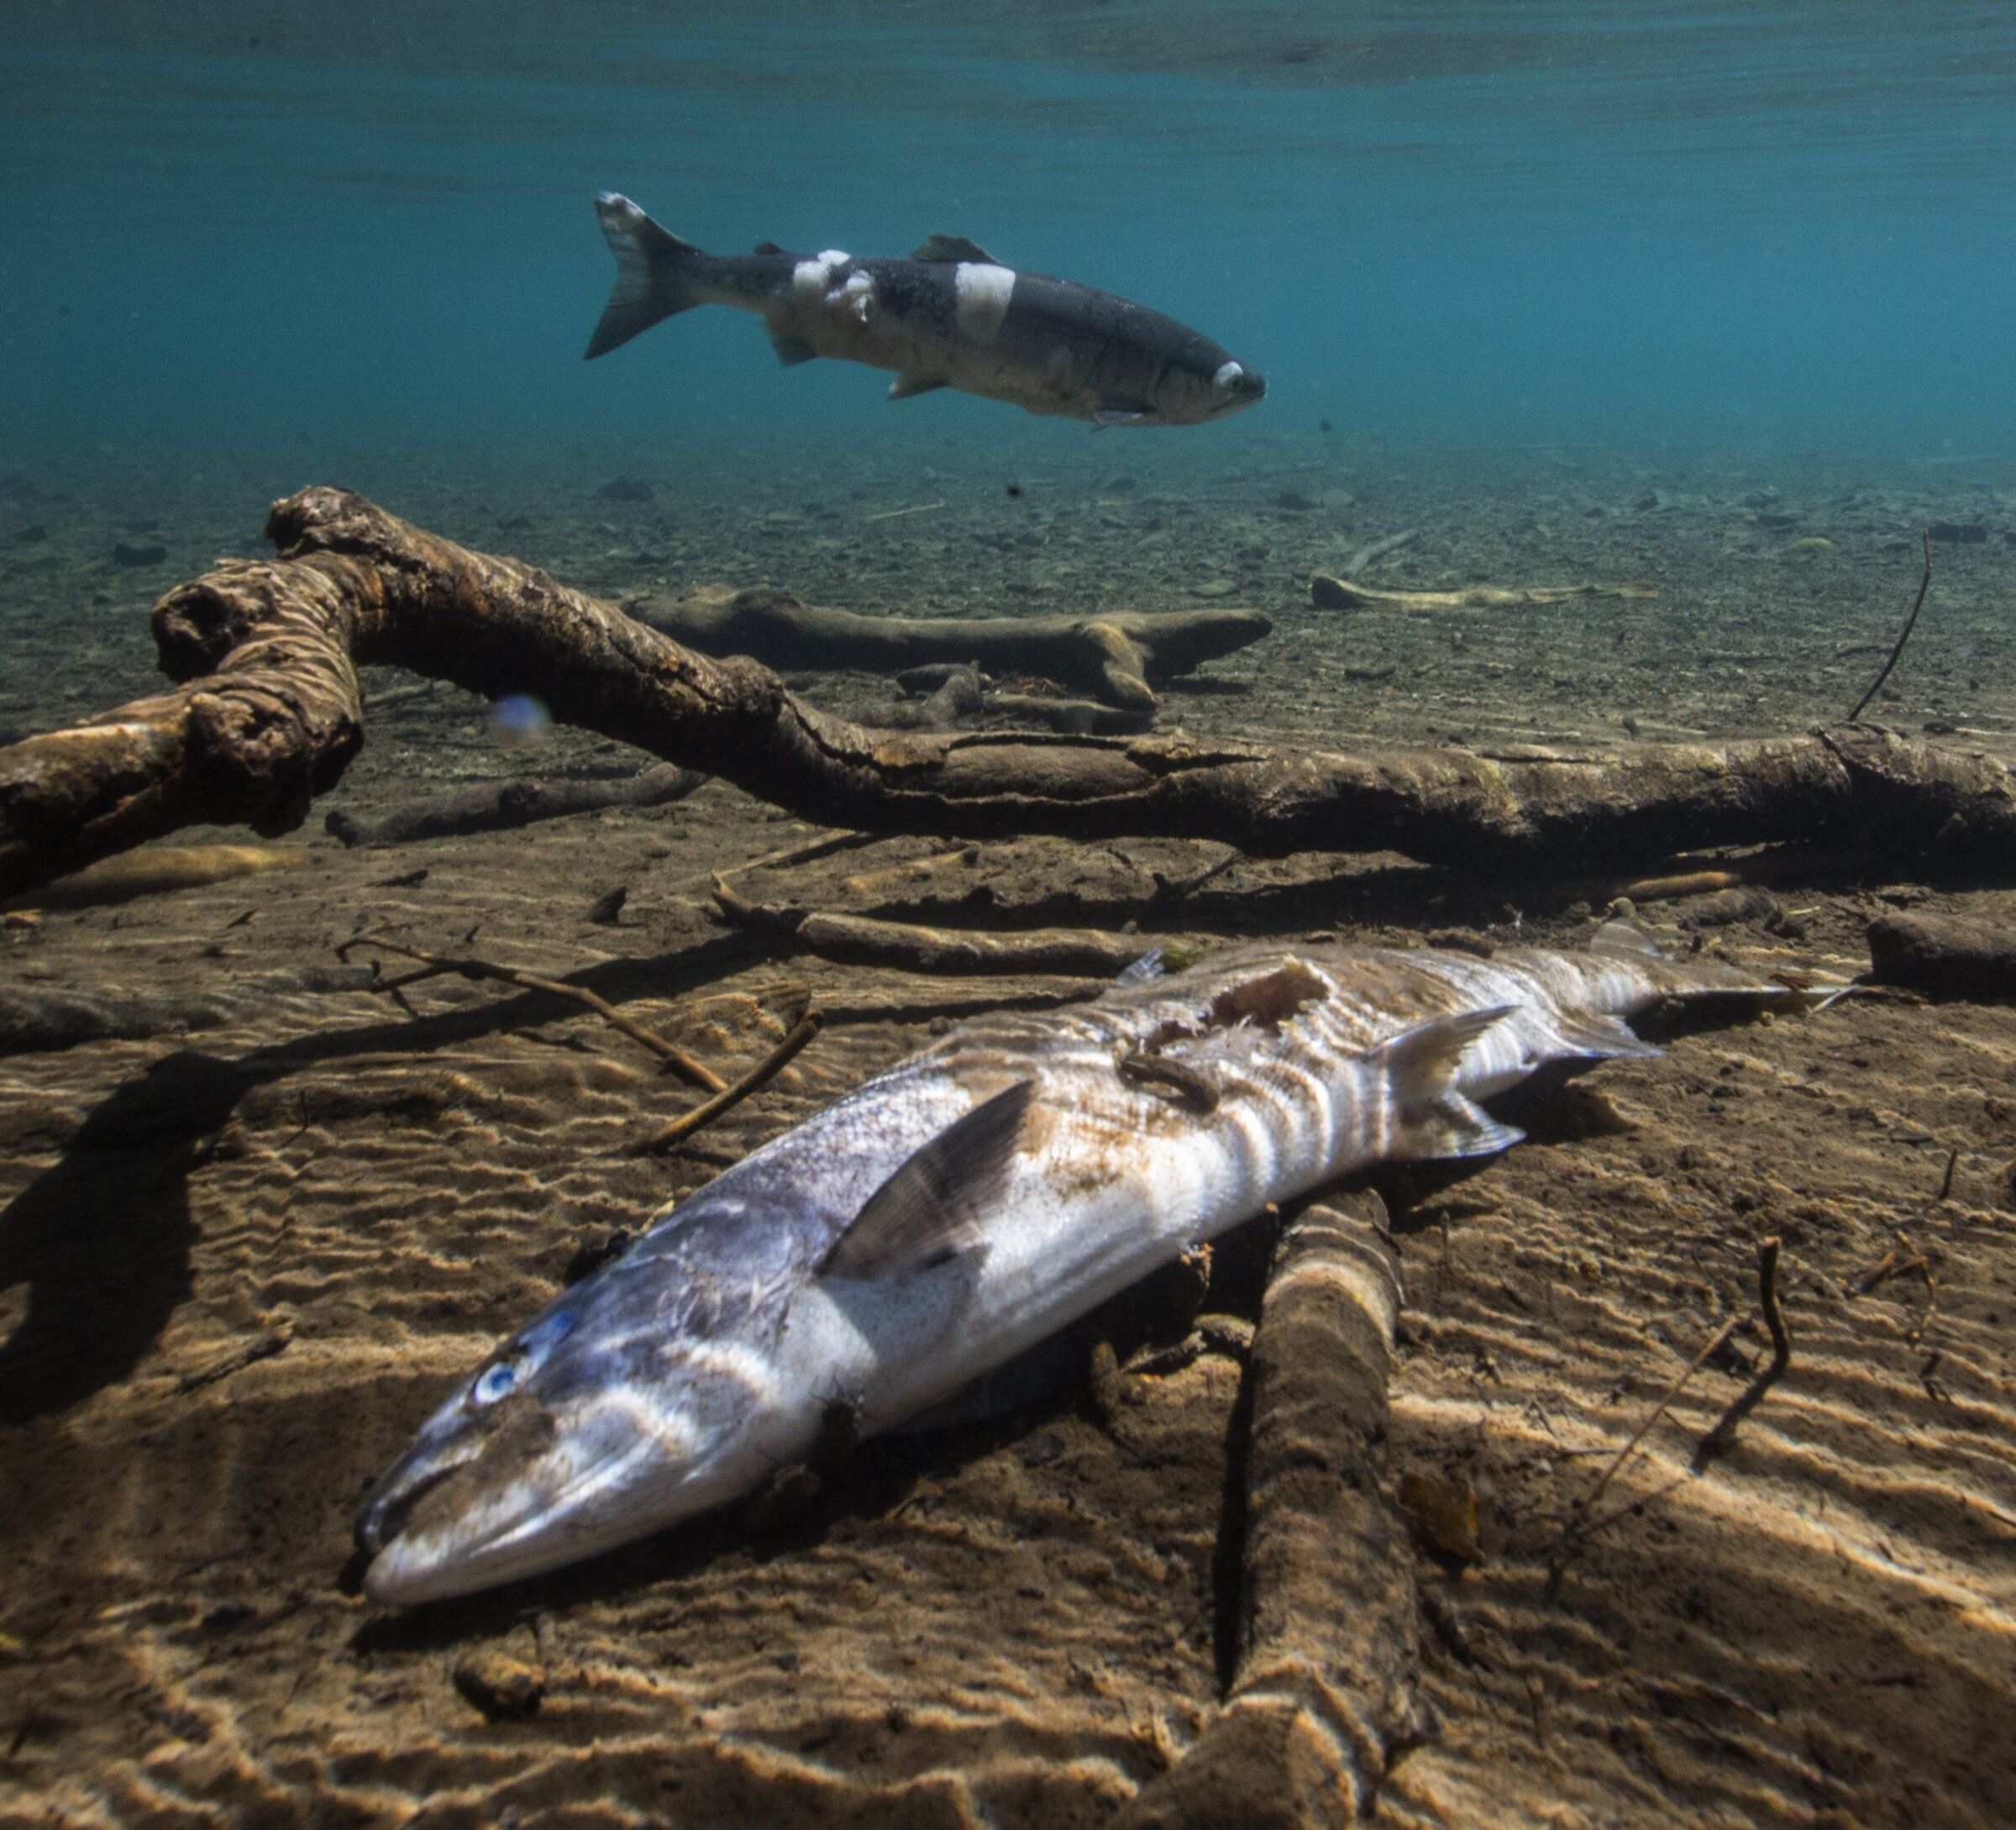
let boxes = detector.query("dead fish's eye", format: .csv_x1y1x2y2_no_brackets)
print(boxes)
473,1361,519,1407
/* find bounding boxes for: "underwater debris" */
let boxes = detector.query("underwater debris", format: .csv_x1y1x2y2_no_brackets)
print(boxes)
5,488,2016,900
1866,908,2016,1000
710,873,1159,978
633,1006,822,1155
1846,528,1934,722
1312,572,1657,613
338,932,723,1091
8,843,307,911
324,760,703,847
1693,1238,1792,1469
637,581,1270,711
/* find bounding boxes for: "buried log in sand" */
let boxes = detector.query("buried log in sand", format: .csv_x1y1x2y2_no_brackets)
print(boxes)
4,486,2016,902
1113,1191,1424,1830
634,581,1272,711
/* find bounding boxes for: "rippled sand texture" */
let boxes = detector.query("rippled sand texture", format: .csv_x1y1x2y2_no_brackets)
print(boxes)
3,452,2016,1826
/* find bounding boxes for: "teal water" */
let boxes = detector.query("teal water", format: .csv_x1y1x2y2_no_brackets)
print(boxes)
5,1,2014,476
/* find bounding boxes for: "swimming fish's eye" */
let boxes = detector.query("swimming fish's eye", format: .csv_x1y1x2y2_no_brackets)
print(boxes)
473,1360,519,1407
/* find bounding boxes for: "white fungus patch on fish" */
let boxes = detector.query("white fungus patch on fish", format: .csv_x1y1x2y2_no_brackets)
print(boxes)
355,925,1844,1604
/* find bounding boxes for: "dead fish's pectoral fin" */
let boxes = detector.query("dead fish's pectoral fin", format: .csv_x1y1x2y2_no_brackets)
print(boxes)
911,233,1000,265
1416,1093,1525,1160
888,372,950,401
820,1080,1035,1281
768,328,819,367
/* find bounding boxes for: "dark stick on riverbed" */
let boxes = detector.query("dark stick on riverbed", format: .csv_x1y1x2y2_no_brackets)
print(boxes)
1693,1237,1791,1470
1847,529,1934,723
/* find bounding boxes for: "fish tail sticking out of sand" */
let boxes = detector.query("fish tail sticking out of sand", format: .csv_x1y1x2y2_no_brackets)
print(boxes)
583,192,1267,429
356,923,1845,1604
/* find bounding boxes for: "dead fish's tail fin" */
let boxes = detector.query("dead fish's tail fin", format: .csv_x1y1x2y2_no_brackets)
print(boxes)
1594,912,1854,1013
585,193,704,360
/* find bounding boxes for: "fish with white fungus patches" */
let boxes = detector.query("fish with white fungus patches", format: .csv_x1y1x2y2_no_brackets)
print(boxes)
583,194,1267,429
354,923,1845,1604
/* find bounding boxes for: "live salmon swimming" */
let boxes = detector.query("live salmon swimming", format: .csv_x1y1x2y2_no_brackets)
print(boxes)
585,194,1267,429
355,926,1840,1604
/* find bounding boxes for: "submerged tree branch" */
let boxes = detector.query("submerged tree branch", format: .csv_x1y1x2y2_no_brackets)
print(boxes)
3,487,2014,902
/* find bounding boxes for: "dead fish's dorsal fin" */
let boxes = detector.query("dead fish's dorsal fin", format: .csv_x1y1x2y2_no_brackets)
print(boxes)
820,1081,1034,1281
887,372,949,401
911,233,999,265
1371,1004,1518,1096
753,239,788,255
1370,1006,1524,1161
1591,915,1664,960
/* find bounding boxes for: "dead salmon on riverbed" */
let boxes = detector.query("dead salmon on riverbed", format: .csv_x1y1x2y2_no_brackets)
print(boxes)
584,193,1267,429
355,923,1844,1604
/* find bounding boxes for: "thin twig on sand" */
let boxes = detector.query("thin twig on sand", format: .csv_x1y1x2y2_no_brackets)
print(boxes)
1693,1238,1790,1469
1547,1313,1740,1589
633,1009,823,1155
338,932,724,1091
1848,530,1934,722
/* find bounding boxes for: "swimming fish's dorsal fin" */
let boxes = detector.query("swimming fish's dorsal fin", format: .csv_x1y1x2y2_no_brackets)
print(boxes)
820,1081,1035,1281
753,239,787,255
1591,915,1664,960
1113,948,1165,987
911,233,998,265
888,373,949,401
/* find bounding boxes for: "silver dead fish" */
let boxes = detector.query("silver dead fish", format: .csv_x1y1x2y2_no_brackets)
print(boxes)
356,925,1840,1604
583,193,1267,429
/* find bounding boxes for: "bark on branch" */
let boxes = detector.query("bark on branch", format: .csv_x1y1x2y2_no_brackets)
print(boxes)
3,486,2013,902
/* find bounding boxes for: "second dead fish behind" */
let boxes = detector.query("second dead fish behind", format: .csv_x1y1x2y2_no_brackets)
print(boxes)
584,193,1268,430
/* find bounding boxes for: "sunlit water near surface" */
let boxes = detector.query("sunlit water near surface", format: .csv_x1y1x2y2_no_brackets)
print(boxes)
7,2,2016,476
3,3,2015,740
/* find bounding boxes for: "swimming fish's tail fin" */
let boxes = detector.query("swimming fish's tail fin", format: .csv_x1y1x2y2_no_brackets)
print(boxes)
585,193,704,360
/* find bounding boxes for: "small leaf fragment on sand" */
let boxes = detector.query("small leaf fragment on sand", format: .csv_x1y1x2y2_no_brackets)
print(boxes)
1398,1470,1483,1564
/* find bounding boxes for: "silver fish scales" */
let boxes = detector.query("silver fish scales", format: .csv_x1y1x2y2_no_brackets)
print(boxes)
355,926,1839,1603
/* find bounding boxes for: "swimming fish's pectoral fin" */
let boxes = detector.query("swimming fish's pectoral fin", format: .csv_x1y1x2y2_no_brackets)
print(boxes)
768,329,820,367
1092,401,1152,430
911,233,999,265
888,372,950,401
820,1080,1036,1281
